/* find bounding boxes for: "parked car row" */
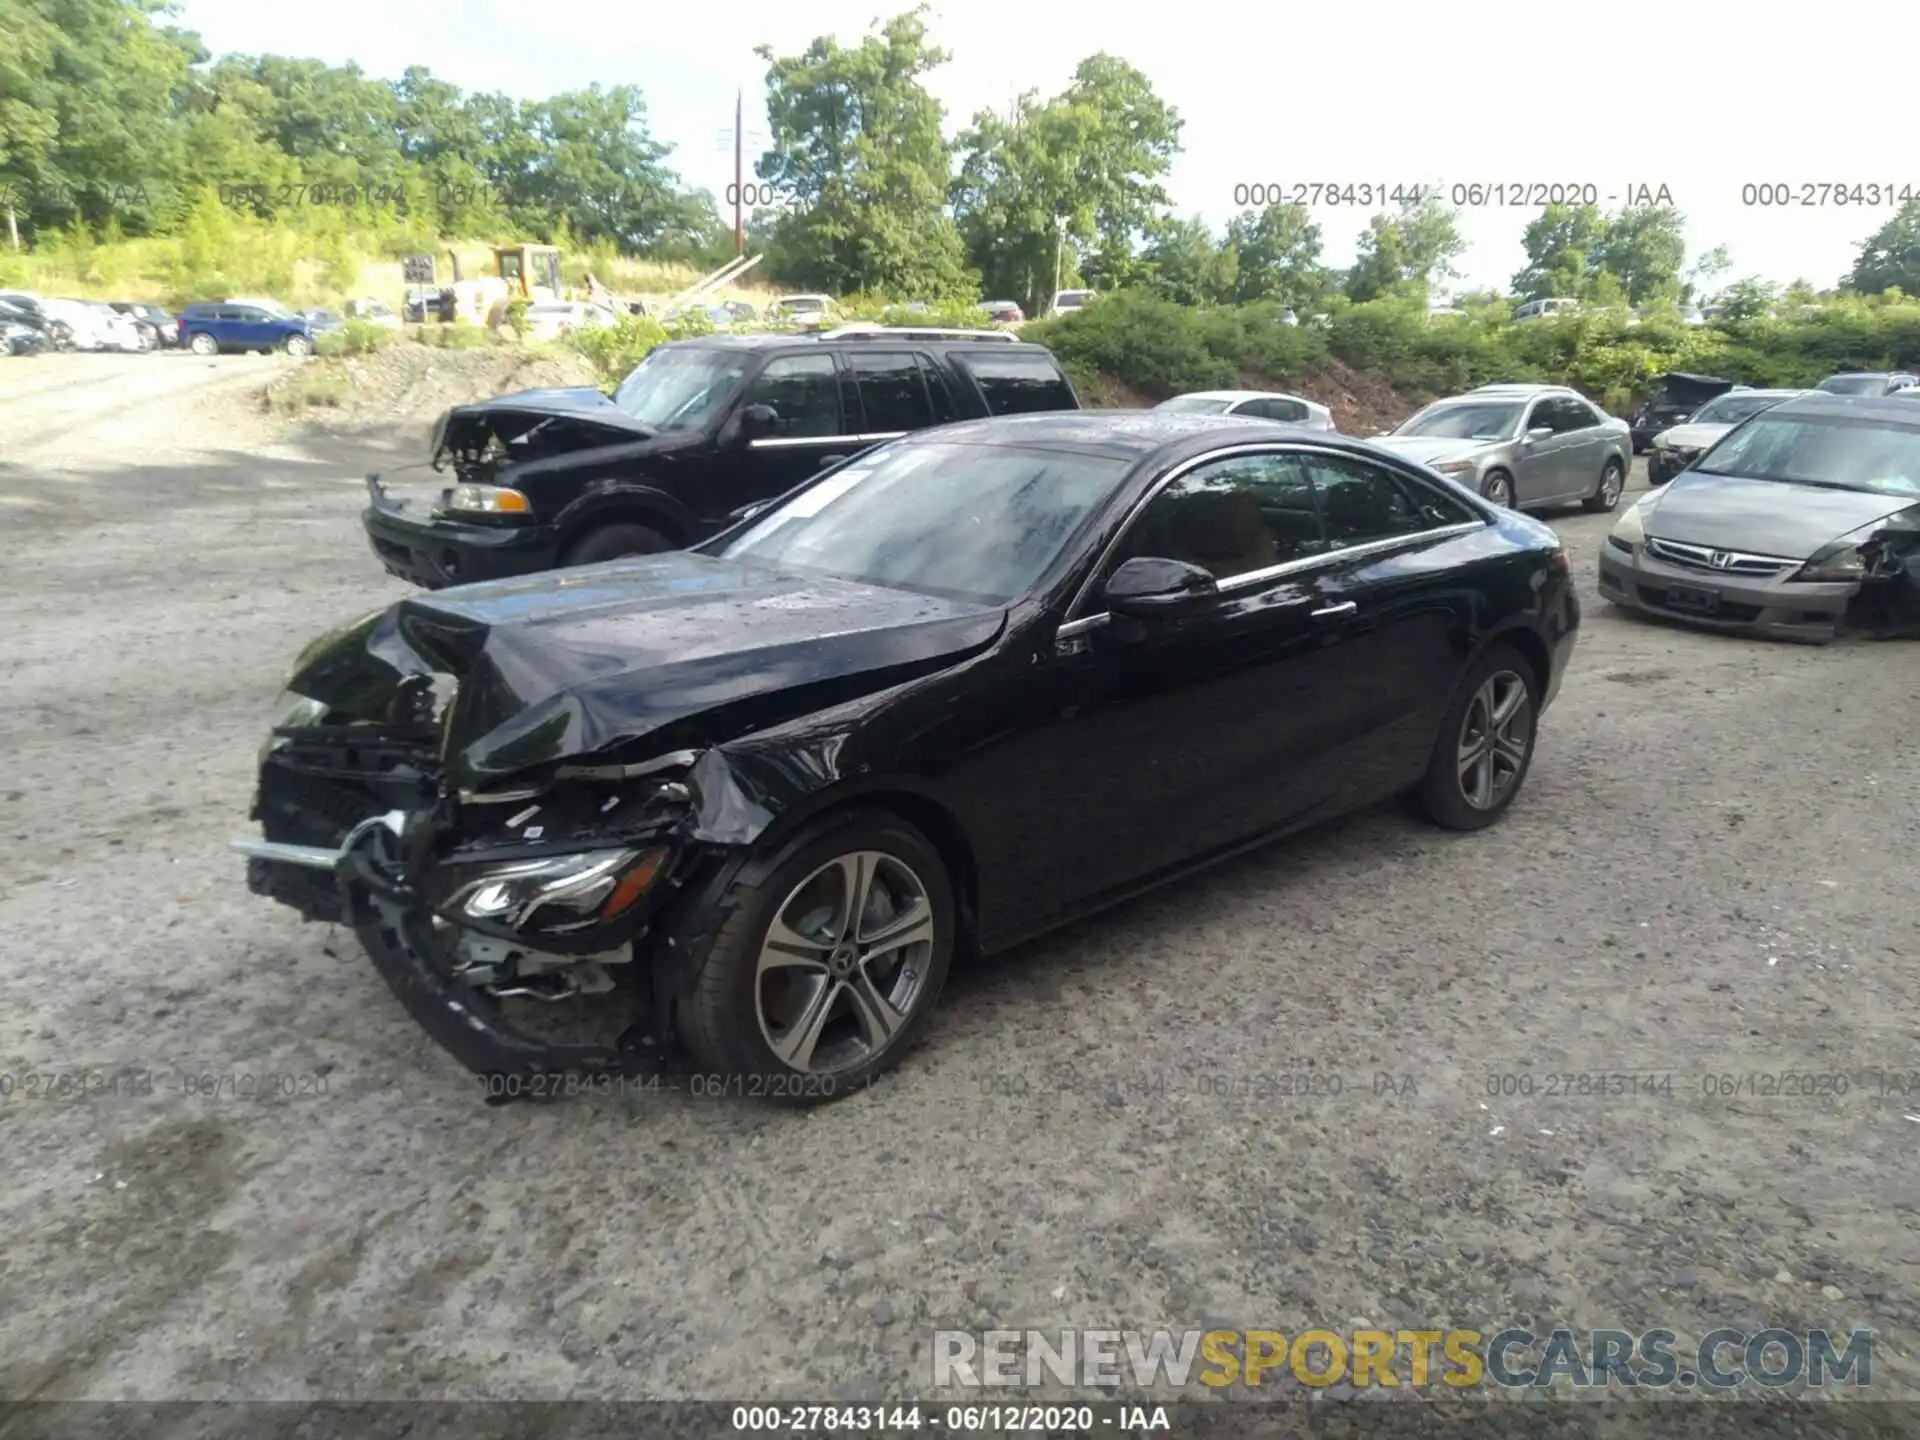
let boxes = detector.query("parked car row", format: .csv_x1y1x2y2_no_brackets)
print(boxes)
0,288,424,359
238,324,1580,1101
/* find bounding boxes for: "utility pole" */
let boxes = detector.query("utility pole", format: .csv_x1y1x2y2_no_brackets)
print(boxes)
1053,216,1067,307
733,89,745,257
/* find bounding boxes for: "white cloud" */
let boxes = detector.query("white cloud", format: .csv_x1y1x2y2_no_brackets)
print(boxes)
173,0,1910,291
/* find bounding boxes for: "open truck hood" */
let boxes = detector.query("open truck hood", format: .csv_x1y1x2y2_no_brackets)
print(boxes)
429,387,655,469
290,551,1007,792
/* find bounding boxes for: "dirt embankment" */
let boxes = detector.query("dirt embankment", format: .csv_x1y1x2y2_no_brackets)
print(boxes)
262,343,603,435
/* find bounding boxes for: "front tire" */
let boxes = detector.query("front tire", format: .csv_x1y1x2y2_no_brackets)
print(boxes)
188,332,217,356
1413,642,1541,832
1583,456,1626,513
562,522,673,566
674,810,957,1104
284,333,313,357
1481,469,1516,508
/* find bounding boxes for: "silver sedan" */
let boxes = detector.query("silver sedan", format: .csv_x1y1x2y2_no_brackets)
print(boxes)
1597,391,1920,642
1372,383,1632,512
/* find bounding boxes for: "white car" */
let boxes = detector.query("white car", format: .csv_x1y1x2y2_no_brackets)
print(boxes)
344,298,403,328
37,297,145,352
1513,297,1580,322
1048,288,1095,318
1151,389,1335,430
522,301,614,342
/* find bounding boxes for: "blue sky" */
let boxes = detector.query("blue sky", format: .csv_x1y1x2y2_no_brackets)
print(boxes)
168,0,1911,295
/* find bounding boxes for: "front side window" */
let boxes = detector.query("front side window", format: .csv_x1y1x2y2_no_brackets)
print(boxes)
742,355,843,438
1107,453,1327,583
715,441,1133,605
1296,454,1443,546
850,352,932,434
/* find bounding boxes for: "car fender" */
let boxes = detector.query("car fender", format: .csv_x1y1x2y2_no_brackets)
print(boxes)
551,480,699,551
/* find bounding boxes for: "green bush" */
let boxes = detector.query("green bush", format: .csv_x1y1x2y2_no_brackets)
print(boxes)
316,319,399,357
566,313,671,382
1023,289,1920,413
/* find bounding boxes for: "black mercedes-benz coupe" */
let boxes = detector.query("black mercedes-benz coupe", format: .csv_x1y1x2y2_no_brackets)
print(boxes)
234,412,1579,1103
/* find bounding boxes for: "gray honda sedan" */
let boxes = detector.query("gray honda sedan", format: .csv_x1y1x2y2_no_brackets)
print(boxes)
1374,383,1631,512
1597,392,1920,641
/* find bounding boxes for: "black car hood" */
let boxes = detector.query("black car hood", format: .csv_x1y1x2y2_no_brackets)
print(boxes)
310,551,1006,790
431,387,656,467
1648,474,1920,558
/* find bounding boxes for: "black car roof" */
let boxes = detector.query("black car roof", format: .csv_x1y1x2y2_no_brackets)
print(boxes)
891,410,1409,467
667,332,1056,356
1767,392,1920,425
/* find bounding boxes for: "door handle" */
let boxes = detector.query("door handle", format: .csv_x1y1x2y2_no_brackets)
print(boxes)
1310,601,1358,622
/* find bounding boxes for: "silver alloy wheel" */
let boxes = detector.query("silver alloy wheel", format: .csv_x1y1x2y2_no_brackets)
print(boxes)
1483,472,1514,507
1456,670,1532,810
286,334,312,357
189,332,216,355
755,850,936,1075
1598,460,1624,507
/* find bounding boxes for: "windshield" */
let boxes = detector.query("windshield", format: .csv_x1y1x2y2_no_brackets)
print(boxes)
715,441,1134,605
610,347,752,431
1817,374,1887,395
1154,396,1235,414
1693,415,1920,496
1393,402,1523,441
1691,394,1783,424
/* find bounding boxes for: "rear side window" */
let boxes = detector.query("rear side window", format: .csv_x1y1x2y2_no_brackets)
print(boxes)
956,352,1076,416
1295,454,1458,546
1245,397,1308,422
849,352,932,434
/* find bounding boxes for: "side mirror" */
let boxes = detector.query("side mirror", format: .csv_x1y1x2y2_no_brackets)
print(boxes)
737,403,779,441
1103,556,1218,620
1524,426,1552,444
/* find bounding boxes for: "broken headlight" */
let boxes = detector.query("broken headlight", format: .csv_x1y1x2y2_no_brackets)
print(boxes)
259,689,330,763
1791,522,1884,583
428,845,669,940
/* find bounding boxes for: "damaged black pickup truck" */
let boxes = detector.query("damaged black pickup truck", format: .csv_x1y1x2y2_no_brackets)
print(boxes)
237,412,1579,1106
362,328,1081,587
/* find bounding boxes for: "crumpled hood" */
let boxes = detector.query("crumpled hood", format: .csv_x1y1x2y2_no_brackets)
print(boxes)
1653,422,1731,452
1371,435,1491,467
1647,474,1920,558
430,387,654,466
322,551,1006,790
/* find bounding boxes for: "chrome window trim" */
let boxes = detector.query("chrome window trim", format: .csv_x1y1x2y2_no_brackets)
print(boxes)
1060,439,1492,626
748,433,902,449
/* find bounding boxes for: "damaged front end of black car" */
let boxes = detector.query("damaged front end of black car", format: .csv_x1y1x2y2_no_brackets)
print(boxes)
232,559,999,1098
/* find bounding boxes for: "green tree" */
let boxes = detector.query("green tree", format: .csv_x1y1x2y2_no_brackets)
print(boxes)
1346,195,1464,302
1140,215,1235,306
1846,200,1920,294
1512,203,1608,300
1223,203,1328,306
1592,206,1687,305
950,54,1181,314
754,6,972,298
518,85,707,252
1713,277,1779,323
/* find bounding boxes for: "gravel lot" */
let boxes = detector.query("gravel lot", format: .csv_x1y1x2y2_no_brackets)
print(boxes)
1,353,1916,1405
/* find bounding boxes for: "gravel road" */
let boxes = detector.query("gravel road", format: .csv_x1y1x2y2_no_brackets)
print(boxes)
1,354,1915,1406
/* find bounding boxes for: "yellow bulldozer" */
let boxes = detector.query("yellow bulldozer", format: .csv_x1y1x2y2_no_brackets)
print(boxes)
493,244,563,303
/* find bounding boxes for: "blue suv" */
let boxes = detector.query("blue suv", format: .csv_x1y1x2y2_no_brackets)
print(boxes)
176,303,315,356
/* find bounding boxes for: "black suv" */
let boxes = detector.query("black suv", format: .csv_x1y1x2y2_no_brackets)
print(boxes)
362,328,1082,587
